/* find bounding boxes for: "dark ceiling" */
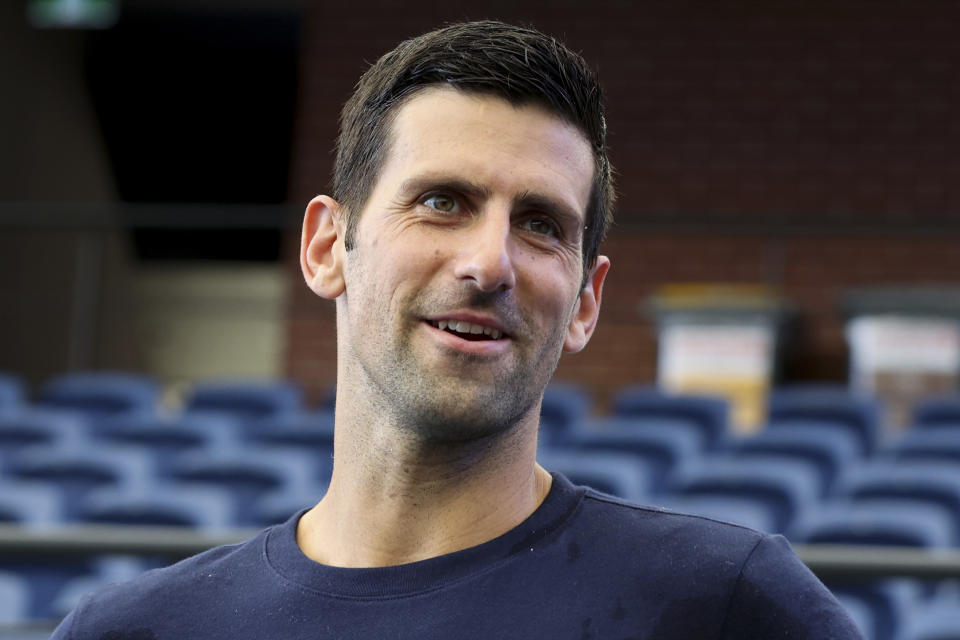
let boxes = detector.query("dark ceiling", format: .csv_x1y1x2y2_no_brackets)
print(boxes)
84,6,301,259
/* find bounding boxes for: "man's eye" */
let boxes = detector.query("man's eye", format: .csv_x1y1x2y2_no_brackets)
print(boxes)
423,194,458,213
521,217,559,237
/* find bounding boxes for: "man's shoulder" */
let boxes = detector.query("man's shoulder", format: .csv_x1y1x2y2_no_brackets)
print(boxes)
108,530,263,595
577,487,767,556
54,528,271,639
566,488,862,637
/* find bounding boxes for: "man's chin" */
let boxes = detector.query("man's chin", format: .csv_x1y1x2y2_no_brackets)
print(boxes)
395,386,535,445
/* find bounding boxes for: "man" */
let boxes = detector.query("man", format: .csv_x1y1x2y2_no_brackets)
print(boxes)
54,21,862,639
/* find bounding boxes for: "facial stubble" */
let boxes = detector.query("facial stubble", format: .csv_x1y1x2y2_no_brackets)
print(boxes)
344,254,572,446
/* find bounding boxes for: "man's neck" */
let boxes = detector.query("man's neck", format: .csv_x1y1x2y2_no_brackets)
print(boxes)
296,407,551,568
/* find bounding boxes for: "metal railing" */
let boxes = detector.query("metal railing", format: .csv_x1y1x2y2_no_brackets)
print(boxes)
4,523,960,581
3,202,960,235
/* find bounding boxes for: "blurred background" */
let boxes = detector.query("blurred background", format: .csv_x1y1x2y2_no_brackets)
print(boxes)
2,1,960,638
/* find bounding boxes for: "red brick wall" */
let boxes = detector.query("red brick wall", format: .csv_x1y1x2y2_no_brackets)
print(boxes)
285,1,960,409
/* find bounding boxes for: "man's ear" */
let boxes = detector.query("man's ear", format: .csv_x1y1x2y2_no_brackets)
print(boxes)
563,256,610,353
300,195,346,299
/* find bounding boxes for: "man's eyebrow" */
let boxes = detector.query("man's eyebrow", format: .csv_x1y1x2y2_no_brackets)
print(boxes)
396,176,492,200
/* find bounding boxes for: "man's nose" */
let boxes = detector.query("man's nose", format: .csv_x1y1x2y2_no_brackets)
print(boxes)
452,212,517,293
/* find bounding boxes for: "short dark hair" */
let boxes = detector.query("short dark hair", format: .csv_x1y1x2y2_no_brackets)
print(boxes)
333,20,614,284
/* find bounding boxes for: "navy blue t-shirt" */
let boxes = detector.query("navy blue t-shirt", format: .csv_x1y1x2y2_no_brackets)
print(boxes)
53,473,862,639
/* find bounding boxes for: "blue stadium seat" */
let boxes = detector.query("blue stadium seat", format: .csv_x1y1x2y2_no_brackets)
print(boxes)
37,371,160,422
767,386,882,455
0,373,25,415
610,386,729,449
563,417,702,491
539,382,592,444
582,415,711,449
246,409,335,450
663,456,821,533
250,483,328,528
0,480,64,526
912,394,960,430
897,592,960,640
0,409,87,465
183,378,303,421
834,592,878,640
319,384,337,410
77,483,236,530
726,424,861,495
166,448,319,526
0,571,30,624
790,499,955,548
882,428,960,466
244,412,335,486
0,558,93,621
538,449,651,502
8,444,156,519
831,462,960,544
829,580,922,640
652,495,777,533
95,413,239,474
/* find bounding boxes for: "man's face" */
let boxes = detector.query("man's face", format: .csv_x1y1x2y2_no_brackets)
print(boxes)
324,87,607,443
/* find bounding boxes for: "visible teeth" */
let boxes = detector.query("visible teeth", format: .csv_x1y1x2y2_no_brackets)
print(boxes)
432,319,504,339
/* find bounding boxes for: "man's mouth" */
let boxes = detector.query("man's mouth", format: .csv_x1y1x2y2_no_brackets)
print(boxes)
428,319,504,341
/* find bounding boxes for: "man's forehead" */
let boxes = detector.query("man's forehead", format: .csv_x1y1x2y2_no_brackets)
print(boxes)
391,86,587,147
379,87,595,216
